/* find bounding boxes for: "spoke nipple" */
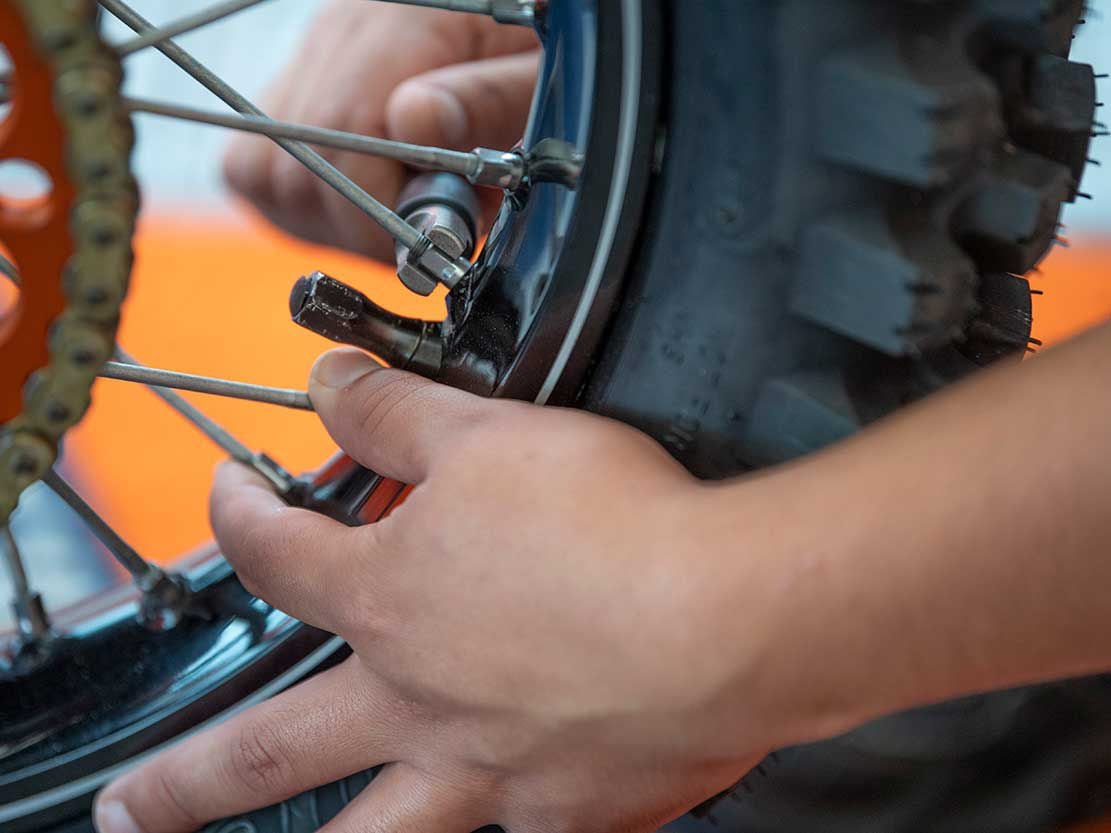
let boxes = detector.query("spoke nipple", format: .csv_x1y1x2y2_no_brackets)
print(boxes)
525,138,583,189
138,570,200,631
469,148,526,190
1,619,57,674
491,0,541,27
11,592,53,644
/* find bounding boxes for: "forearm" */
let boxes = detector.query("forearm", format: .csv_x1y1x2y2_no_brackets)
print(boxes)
717,320,1111,743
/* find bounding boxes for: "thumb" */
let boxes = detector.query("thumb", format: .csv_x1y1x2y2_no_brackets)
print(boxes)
386,50,541,152
308,349,489,484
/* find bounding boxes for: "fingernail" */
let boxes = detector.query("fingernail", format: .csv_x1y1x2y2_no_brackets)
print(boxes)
94,800,141,833
429,87,467,147
311,349,381,390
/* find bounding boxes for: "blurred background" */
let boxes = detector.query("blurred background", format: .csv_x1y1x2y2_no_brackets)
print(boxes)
4,0,447,617
3,0,1111,619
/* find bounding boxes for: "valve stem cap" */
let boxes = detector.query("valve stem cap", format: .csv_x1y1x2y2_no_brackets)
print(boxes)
290,272,443,376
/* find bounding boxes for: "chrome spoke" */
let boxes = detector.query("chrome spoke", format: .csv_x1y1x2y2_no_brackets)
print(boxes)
97,0,470,289
113,352,261,461
114,0,272,57
99,360,313,411
42,469,194,627
112,349,301,495
125,97,526,189
1,526,30,597
41,470,164,585
0,252,18,286
369,0,537,26
2,524,51,642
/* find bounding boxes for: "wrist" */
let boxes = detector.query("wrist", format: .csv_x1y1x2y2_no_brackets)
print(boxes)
688,468,886,754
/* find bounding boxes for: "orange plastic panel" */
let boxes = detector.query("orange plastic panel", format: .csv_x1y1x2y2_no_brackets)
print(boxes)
0,2,77,421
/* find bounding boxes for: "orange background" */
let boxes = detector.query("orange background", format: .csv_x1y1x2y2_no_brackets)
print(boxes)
66,211,444,561
55,215,1111,832
67,215,1111,563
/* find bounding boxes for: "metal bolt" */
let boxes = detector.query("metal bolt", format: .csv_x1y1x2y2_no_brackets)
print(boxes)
394,173,480,295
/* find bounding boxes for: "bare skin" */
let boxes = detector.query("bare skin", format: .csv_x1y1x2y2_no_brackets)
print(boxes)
95,324,1111,833
222,0,538,259
95,4,1111,833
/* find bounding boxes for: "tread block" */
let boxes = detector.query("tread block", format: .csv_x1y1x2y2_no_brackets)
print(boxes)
1012,55,1097,195
970,0,1079,55
954,148,1071,273
961,271,1034,365
792,212,977,355
744,372,860,464
816,40,1002,187
1042,0,1088,57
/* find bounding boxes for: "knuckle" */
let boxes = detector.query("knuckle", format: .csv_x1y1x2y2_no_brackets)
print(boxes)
227,720,297,796
354,373,434,439
272,157,322,210
150,768,206,829
387,78,438,123
320,544,377,631
450,402,524,453
222,141,270,201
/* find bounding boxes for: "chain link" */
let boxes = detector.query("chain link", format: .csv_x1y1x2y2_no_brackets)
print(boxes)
0,0,136,521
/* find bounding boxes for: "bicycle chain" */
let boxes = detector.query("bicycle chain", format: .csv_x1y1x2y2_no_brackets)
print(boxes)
0,0,136,522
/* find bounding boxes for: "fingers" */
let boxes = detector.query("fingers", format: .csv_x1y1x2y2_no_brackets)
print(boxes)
209,461,364,630
318,763,484,833
222,66,361,251
387,50,542,151
307,349,491,484
95,659,399,833
222,1,538,258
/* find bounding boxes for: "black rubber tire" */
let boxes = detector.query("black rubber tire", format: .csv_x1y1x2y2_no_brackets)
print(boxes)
583,0,1095,476
39,2,1108,833
581,1,1110,832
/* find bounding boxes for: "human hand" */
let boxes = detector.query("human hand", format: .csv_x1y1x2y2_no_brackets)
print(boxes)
94,322,1111,833
224,1,539,259
93,348,806,833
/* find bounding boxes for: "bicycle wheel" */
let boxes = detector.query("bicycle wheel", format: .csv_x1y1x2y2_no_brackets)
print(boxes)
1,2,1106,833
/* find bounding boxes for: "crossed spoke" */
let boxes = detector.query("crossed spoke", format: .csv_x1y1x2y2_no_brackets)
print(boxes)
112,0,536,60
2,524,50,645
99,0,472,288
124,97,527,189
113,0,273,56
4,0,537,632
